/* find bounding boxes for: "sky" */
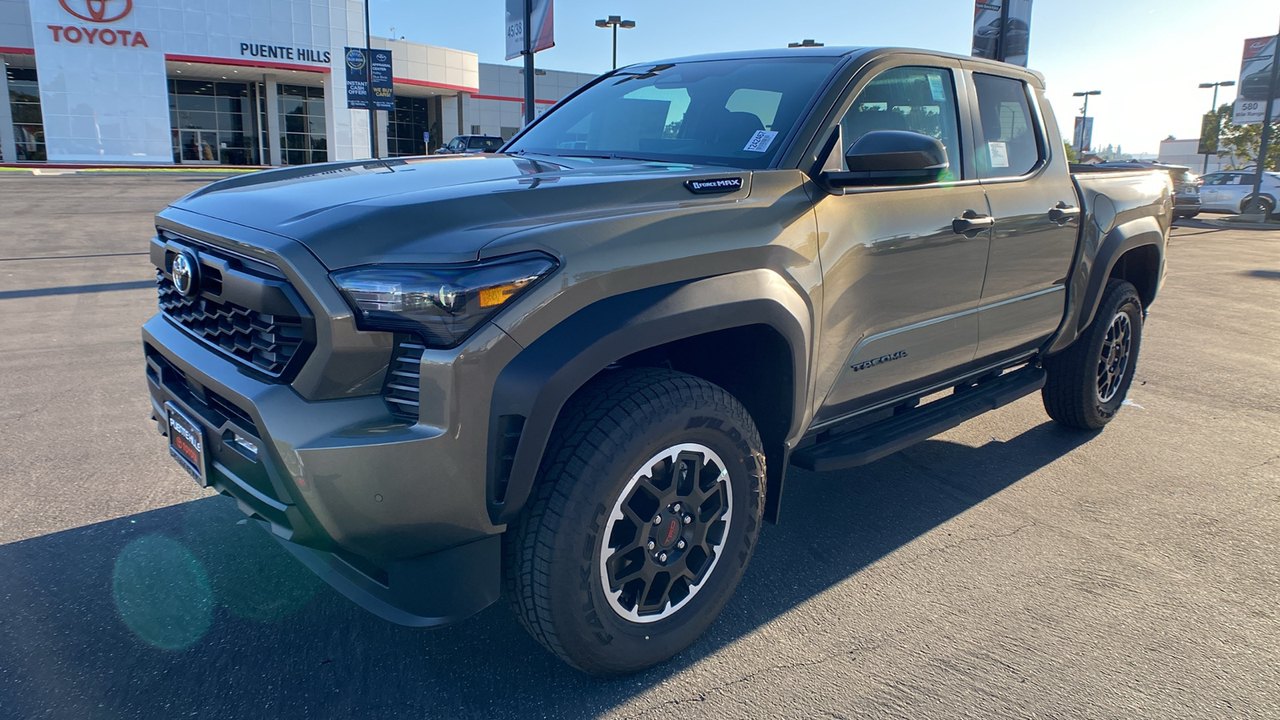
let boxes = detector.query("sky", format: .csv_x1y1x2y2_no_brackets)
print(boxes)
371,0,1277,155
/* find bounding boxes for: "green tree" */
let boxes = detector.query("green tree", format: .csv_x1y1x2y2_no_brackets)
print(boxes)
1063,140,1078,162
1212,102,1280,170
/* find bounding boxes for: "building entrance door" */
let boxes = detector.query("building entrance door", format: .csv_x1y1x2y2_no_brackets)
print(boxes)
178,129,219,164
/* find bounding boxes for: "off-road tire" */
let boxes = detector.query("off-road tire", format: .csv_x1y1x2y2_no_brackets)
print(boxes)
504,368,766,675
1042,278,1143,430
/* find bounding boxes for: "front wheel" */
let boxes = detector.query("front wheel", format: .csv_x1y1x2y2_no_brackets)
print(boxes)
1042,279,1144,430
505,368,766,675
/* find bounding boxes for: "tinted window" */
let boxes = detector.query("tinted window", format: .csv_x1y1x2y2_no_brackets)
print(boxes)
973,73,1041,178
508,57,840,168
839,66,962,181
467,137,503,150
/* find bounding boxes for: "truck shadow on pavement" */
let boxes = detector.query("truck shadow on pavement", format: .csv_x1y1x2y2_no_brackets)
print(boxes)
0,421,1090,719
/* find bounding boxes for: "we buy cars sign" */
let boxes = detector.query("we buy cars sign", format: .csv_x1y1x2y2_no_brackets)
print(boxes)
1233,36,1279,125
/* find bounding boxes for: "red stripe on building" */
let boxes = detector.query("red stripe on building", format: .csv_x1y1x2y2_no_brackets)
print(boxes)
0,46,36,55
394,77,480,94
165,53,329,74
472,94,558,105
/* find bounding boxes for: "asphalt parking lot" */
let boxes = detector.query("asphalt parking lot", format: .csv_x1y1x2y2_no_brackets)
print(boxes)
0,175,1277,719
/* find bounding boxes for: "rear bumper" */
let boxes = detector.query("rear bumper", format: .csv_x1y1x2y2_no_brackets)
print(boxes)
1173,195,1201,214
143,314,505,626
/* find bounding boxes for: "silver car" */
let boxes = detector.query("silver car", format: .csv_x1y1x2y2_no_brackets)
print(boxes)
1199,171,1280,216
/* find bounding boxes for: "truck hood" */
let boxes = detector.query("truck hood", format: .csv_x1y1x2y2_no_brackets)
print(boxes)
169,154,753,269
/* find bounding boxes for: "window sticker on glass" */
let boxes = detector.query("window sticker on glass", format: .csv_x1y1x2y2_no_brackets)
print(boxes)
927,73,946,102
743,130,778,152
988,141,1009,168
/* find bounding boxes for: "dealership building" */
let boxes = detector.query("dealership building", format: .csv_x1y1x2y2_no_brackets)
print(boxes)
0,0,594,166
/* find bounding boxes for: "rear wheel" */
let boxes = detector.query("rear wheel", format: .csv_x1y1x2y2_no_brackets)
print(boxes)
505,368,766,675
1242,195,1275,219
1042,279,1143,430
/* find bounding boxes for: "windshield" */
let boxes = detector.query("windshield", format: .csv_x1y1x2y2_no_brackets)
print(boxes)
507,57,841,168
468,137,503,151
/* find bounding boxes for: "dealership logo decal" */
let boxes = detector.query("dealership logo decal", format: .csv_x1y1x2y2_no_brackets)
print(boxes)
59,0,132,23
48,0,148,46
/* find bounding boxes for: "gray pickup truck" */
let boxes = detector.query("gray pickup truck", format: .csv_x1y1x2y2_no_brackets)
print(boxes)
143,46,1171,675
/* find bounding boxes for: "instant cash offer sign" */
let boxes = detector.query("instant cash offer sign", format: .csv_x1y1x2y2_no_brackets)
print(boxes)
345,47,394,111
1233,36,1280,125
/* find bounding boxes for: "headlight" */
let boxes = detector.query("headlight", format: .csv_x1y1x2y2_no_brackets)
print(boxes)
330,253,557,348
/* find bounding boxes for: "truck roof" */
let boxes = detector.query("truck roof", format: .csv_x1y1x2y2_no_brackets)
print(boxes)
626,46,1046,87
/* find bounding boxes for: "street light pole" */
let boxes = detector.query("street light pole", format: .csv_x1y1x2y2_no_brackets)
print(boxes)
523,0,535,126
1198,80,1236,174
1072,90,1101,158
595,15,636,70
1248,18,1280,219
364,0,377,158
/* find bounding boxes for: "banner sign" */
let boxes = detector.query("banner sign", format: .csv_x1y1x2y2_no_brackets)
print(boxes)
1073,116,1094,154
371,49,394,111
505,0,555,61
345,47,370,109
1232,36,1279,125
972,0,1033,67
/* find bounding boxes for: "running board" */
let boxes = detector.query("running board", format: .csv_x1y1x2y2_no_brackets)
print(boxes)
791,366,1046,473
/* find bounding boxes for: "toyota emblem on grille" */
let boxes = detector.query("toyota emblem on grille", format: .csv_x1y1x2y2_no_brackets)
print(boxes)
171,252,199,297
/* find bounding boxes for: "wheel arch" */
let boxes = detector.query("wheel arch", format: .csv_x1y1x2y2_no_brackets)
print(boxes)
1046,215,1165,356
486,269,813,527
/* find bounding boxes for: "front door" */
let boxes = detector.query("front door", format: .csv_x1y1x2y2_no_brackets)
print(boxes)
179,130,219,164
811,62,992,424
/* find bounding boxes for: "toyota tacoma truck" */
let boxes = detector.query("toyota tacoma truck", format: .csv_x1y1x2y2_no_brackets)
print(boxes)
143,47,1172,675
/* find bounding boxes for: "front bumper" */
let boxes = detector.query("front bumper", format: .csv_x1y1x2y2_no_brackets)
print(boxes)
145,315,506,625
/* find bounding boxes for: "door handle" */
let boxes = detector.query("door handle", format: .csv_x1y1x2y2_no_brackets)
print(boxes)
952,210,994,236
1048,202,1081,224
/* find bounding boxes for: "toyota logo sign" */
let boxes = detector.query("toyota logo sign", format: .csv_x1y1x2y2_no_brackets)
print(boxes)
171,252,200,297
59,0,133,23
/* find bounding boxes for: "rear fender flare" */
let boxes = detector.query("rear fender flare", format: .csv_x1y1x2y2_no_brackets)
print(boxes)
1046,215,1164,355
486,269,813,526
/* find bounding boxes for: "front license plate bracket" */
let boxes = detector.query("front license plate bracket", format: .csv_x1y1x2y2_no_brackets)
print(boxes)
166,402,207,486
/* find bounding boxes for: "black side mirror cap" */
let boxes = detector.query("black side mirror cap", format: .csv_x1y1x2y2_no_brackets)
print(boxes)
823,130,949,188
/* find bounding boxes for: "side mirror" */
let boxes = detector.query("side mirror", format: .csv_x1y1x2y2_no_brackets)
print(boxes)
823,130,949,188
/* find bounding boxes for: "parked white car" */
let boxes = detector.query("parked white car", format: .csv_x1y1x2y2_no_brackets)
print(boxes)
1198,171,1280,216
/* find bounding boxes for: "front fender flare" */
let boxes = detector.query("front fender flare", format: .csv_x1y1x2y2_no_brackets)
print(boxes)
486,269,813,526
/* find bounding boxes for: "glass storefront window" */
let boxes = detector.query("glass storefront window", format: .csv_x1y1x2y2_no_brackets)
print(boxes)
278,84,326,165
386,95,441,157
8,68,46,162
169,79,263,165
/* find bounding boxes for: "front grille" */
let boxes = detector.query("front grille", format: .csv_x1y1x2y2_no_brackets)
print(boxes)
157,271,305,376
385,335,425,421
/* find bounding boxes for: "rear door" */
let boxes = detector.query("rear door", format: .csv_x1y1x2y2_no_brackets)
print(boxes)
810,57,992,423
963,67,1078,361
